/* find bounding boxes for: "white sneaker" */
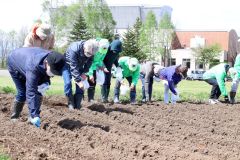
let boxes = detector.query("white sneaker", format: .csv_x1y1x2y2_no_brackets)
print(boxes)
114,97,119,103
214,99,220,103
209,99,217,104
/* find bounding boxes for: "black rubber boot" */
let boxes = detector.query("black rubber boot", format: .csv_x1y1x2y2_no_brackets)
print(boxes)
67,94,75,110
74,94,83,109
230,92,236,104
101,85,109,103
88,87,95,103
11,101,25,119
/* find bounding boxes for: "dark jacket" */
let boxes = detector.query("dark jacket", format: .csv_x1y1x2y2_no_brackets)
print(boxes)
160,65,182,94
104,39,122,68
7,47,51,116
65,41,93,82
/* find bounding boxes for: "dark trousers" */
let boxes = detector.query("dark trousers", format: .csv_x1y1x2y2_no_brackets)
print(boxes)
114,76,136,102
140,73,153,101
62,64,84,97
87,71,97,100
103,66,112,89
205,79,221,99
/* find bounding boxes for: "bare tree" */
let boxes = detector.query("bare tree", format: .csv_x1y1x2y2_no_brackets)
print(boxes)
17,26,29,47
0,30,10,68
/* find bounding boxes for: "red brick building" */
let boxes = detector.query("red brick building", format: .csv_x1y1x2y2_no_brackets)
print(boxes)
171,30,239,69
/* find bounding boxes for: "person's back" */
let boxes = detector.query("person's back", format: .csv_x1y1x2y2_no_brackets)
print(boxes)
203,63,227,80
104,38,122,67
8,47,50,75
24,24,55,50
160,65,180,83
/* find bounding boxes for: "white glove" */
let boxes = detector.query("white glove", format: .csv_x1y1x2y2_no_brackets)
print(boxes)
82,80,90,90
38,82,50,95
116,67,123,81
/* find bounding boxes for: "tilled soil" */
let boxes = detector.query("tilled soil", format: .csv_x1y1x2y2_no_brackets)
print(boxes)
1,94,240,160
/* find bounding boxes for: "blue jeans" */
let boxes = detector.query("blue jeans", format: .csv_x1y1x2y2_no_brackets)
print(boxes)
8,65,41,118
8,66,26,102
62,64,84,96
114,76,136,102
140,73,153,101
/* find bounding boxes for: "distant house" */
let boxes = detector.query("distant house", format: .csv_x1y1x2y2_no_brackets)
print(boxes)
171,30,239,70
109,5,172,35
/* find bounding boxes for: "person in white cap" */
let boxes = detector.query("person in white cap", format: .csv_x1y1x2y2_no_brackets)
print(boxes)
114,56,140,104
63,39,99,110
24,23,55,50
87,38,110,103
140,61,164,102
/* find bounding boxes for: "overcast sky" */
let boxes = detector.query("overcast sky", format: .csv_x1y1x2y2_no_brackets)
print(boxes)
0,0,240,35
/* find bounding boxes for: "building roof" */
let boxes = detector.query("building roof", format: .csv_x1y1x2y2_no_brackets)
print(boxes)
172,31,230,50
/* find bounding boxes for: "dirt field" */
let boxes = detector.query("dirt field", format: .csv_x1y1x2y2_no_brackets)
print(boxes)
1,94,240,160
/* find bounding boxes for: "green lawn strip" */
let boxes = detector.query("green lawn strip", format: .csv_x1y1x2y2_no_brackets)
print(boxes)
0,76,236,102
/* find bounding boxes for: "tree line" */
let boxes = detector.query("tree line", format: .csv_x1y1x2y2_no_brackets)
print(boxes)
0,0,221,68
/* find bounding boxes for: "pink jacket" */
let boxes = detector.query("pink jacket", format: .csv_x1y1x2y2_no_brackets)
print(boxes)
23,32,55,50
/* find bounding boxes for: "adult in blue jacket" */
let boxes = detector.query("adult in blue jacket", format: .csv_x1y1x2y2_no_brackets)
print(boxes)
63,39,99,109
159,65,188,104
7,47,65,128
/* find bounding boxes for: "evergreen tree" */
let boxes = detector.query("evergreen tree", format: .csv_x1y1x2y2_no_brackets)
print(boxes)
122,18,147,61
101,26,114,42
69,12,92,42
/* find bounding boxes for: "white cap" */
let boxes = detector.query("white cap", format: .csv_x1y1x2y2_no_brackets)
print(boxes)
99,39,109,49
128,58,139,71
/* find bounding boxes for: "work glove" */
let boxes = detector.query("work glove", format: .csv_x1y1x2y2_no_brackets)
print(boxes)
29,117,41,128
224,96,229,103
38,82,50,95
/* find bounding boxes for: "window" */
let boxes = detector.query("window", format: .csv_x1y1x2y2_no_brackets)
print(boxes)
198,64,203,69
182,59,190,68
170,58,176,65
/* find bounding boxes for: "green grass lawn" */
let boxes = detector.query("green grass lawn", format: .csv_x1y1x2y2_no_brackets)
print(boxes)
0,76,236,102
0,146,10,160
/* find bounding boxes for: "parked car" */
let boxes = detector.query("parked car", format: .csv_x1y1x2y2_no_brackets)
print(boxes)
186,70,206,80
